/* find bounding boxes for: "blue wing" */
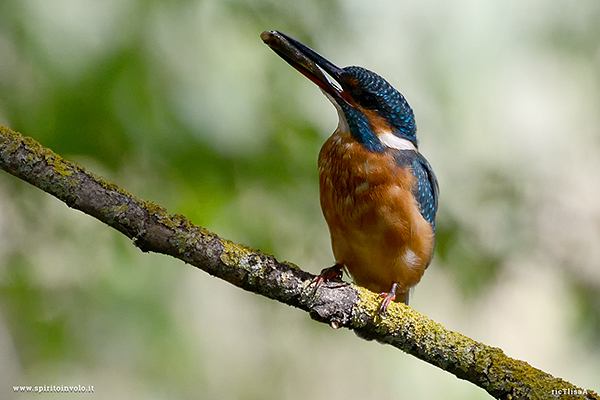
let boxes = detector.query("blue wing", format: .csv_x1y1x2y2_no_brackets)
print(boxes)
393,150,439,231
411,154,438,230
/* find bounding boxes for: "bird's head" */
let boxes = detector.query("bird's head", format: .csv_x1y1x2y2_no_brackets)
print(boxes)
261,30,417,153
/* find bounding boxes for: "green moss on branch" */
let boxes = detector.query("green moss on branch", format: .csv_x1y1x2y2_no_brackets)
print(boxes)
1,125,597,400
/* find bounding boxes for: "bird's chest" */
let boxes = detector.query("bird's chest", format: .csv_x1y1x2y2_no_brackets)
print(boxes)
318,132,414,225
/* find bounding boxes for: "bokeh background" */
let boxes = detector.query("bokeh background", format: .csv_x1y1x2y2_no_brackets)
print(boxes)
1,0,599,398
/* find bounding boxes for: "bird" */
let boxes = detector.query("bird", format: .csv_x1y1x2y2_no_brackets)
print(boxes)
261,30,438,315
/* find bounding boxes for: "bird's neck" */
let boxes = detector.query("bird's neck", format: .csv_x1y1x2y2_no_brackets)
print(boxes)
331,100,417,153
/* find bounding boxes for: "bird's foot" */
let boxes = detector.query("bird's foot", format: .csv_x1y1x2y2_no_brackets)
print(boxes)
378,282,398,318
310,263,344,293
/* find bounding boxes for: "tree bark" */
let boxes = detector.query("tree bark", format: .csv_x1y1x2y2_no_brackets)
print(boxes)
0,125,597,400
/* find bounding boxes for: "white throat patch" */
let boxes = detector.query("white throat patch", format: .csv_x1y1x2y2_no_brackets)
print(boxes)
322,90,417,152
323,91,350,135
379,132,417,151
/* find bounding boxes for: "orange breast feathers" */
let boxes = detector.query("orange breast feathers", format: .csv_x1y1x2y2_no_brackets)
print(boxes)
318,130,435,303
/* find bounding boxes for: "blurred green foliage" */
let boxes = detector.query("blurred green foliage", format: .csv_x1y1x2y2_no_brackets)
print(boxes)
1,0,600,398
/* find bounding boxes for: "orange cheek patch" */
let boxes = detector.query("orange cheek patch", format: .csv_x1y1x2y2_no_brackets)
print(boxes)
362,108,393,136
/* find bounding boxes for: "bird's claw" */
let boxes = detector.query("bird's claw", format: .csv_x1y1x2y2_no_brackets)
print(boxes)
378,282,398,318
309,264,343,294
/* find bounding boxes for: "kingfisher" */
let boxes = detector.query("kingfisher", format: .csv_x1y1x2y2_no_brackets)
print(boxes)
261,30,438,315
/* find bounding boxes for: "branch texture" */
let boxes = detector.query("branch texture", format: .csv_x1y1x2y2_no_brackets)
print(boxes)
1,125,597,400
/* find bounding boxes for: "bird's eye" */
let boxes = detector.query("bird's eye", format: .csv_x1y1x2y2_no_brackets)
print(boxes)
358,92,378,109
352,88,378,109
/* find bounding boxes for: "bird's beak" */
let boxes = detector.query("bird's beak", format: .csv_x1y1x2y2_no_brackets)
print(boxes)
261,30,353,106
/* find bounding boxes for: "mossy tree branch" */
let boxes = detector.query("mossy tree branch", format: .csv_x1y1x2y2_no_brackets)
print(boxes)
0,125,597,400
